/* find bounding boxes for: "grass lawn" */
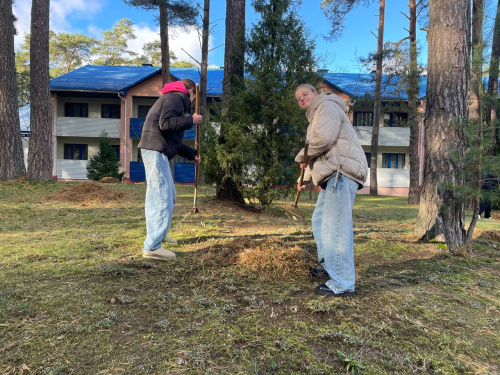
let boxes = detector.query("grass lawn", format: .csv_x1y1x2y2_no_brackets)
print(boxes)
0,181,498,374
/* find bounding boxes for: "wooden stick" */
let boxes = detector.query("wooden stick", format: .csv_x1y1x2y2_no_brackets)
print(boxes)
192,83,200,213
294,141,309,208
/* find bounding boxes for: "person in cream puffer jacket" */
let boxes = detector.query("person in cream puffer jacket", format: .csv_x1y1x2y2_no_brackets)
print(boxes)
295,88,368,189
295,84,368,298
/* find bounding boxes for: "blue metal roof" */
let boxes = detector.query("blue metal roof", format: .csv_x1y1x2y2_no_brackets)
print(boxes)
50,65,426,100
50,65,161,92
50,65,225,95
320,72,427,100
170,68,224,96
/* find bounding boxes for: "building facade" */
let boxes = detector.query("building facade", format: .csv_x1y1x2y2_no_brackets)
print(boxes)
47,65,425,196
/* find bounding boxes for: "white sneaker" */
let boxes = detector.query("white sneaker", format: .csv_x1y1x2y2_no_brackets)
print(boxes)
478,215,481,219
143,247,176,260
162,235,178,244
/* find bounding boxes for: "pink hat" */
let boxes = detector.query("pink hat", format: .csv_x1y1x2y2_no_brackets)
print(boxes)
161,81,187,95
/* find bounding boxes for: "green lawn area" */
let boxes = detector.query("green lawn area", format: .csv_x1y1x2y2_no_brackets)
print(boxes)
0,181,498,374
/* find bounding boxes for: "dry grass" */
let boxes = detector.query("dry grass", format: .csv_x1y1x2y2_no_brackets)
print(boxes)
45,181,131,203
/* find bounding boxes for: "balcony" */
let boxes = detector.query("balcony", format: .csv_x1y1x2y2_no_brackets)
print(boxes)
129,118,195,139
56,117,121,138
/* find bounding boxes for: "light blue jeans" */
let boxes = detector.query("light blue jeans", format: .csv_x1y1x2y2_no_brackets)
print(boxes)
312,173,358,293
141,149,176,252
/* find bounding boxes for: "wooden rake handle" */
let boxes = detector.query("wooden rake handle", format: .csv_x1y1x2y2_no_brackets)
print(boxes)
193,83,200,213
294,141,309,208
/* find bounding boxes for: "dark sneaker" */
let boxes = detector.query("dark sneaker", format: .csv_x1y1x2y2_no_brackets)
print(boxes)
314,284,355,297
310,267,330,280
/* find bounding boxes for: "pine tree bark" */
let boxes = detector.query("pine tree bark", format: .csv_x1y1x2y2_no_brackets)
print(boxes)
160,2,171,85
0,0,26,180
217,0,246,204
486,0,500,154
222,0,245,106
200,0,209,113
369,0,385,196
27,0,53,181
407,0,420,205
415,0,470,250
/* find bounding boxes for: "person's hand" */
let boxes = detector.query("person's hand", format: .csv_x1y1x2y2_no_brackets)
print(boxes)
300,163,308,169
194,155,201,164
297,183,306,191
193,113,202,124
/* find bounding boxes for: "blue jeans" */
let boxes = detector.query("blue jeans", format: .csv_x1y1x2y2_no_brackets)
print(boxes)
141,149,176,252
312,173,358,293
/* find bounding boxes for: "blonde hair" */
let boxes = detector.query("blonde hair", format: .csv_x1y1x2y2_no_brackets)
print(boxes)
295,83,316,93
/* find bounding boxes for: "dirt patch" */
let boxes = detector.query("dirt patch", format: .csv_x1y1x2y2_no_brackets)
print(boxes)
478,230,500,242
200,237,316,279
46,181,130,204
237,237,316,279
99,177,121,183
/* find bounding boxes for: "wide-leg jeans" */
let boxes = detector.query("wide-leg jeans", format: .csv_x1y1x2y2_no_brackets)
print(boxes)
141,149,176,252
312,173,358,293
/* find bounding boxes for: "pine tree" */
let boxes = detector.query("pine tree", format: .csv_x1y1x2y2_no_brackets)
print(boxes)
87,132,124,181
244,0,319,205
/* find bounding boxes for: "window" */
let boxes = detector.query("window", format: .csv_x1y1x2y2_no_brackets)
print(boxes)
65,103,88,117
102,104,121,119
138,105,152,118
365,153,371,168
382,153,406,169
391,112,408,127
354,111,373,126
384,112,408,127
64,144,88,160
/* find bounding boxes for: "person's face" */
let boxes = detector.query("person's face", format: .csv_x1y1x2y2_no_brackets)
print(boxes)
187,88,196,104
295,87,317,110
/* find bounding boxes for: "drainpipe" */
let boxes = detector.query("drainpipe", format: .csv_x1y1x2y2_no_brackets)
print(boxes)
118,92,127,182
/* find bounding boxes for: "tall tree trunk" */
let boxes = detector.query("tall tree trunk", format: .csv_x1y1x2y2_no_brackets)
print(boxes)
200,0,209,114
222,0,245,109
0,0,26,180
408,0,420,205
160,2,171,85
486,0,500,155
415,0,470,250
27,0,53,181
369,0,385,196
466,0,485,240
217,0,246,203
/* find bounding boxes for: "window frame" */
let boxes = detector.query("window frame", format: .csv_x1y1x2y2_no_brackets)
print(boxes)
63,143,88,160
101,104,121,119
382,153,406,169
354,111,373,126
64,103,88,118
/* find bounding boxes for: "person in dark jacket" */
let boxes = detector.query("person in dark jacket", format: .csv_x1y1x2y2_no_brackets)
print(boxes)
138,78,202,260
479,174,498,219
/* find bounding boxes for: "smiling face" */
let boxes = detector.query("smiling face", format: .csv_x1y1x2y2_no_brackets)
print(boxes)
295,86,317,110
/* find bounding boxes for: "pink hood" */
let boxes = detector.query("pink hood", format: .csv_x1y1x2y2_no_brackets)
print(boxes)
161,81,187,95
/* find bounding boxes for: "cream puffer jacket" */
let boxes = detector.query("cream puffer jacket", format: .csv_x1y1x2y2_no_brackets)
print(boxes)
295,92,368,189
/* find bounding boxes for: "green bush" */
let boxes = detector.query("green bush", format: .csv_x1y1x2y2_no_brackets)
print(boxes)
86,131,124,181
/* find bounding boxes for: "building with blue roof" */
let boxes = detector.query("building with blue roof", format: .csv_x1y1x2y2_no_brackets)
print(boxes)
47,64,426,195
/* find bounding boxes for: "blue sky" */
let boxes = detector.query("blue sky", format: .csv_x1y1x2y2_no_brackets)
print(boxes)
13,0,428,73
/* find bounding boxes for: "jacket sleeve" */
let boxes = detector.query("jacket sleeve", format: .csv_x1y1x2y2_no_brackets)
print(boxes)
159,94,194,131
302,103,341,161
177,143,197,161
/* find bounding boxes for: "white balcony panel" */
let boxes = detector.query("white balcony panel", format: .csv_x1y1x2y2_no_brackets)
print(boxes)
56,117,121,138
363,168,409,187
57,159,88,179
355,127,410,147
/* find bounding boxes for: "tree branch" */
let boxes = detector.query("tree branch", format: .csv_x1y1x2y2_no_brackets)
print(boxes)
181,48,201,65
